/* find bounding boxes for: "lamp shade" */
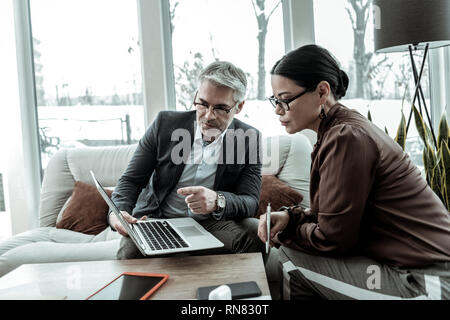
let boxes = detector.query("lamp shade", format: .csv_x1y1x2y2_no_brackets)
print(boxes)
373,0,450,53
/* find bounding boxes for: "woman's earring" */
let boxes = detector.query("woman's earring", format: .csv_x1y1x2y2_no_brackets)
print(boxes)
319,104,327,119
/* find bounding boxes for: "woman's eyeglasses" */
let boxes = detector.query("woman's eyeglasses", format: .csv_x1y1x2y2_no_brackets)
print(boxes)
268,89,310,111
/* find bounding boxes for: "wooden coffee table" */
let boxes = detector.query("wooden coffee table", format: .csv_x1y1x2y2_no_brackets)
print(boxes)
0,253,271,300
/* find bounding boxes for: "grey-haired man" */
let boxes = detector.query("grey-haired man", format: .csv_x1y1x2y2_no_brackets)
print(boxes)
109,61,264,259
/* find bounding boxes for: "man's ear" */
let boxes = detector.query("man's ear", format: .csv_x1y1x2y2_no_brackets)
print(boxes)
234,101,245,114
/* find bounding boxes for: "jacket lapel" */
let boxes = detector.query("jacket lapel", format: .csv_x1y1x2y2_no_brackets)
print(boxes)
213,119,235,190
172,111,197,188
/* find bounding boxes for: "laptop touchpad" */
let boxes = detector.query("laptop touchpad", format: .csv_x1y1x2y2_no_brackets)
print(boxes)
178,226,203,237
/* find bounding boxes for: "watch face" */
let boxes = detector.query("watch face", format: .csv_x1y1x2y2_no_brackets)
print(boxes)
218,196,226,208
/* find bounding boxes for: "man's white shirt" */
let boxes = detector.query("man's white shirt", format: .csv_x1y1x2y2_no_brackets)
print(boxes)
159,122,228,220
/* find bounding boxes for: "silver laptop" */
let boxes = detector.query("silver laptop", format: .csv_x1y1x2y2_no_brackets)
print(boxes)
90,170,224,256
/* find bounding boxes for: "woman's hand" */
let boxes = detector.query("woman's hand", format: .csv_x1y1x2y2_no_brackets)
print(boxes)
258,210,290,247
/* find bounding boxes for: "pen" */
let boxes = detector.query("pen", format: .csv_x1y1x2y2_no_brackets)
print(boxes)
266,203,271,254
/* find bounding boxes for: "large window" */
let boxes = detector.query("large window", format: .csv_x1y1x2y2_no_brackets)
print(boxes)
169,0,286,137
29,0,145,171
314,0,428,171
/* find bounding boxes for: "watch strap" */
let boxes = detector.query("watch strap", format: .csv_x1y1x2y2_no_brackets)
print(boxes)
278,206,293,219
212,210,224,221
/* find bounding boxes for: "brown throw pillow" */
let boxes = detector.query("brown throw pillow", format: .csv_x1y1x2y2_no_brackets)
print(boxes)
257,175,304,218
56,181,112,235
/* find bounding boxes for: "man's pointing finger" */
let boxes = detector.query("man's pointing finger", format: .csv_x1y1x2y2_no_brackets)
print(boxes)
177,186,203,195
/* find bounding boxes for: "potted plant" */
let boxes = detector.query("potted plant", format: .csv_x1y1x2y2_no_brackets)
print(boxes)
369,107,449,211
412,106,449,211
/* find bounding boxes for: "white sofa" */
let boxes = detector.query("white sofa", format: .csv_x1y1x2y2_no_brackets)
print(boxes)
0,134,312,277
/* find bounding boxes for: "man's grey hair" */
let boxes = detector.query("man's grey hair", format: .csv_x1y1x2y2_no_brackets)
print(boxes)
198,61,247,103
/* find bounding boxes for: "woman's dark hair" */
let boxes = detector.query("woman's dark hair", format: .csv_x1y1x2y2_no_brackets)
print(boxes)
271,44,349,100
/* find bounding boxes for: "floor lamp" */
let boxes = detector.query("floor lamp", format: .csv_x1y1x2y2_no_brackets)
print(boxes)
373,0,450,147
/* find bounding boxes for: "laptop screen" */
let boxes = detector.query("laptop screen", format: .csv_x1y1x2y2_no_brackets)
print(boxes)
89,171,137,240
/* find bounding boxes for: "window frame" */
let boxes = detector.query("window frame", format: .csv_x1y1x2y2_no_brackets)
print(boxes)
282,0,317,145
137,0,176,121
10,0,41,232
429,46,450,135
282,0,315,52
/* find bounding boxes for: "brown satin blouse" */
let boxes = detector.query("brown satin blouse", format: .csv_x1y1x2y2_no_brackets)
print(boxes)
280,103,450,268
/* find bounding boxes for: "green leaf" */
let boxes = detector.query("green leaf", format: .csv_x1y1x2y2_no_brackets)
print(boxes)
431,161,443,202
395,110,406,150
384,126,389,136
428,126,437,150
438,114,449,153
367,110,372,122
409,106,449,210
423,149,431,185
424,144,436,185
440,142,450,210
413,105,429,146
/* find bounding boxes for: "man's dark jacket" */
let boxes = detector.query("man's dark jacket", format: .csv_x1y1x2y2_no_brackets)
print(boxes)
111,110,262,220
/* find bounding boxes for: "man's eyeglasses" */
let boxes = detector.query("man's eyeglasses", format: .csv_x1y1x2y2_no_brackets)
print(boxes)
193,92,236,116
268,89,310,111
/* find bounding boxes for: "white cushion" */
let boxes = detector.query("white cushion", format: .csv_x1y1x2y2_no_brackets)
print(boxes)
56,196,71,224
262,135,292,175
0,239,121,277
39,145,136,228
0,227,99,258
48,228,96,243
66,145,136,187
93,227,121,242
277,133,313,208
0,227,53,256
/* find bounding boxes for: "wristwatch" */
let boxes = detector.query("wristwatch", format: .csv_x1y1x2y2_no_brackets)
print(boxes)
213,192,226,220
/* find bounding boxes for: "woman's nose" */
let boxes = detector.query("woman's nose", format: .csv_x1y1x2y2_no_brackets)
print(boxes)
275,104,285,116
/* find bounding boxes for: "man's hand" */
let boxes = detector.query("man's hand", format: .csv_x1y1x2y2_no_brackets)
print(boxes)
177,186,217,214
109,211,147,237
258,210,290,248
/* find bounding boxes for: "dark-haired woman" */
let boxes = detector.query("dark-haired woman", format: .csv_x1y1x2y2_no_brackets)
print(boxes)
258,44,450,300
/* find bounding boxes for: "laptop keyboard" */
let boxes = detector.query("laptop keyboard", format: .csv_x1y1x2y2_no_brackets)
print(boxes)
136,220,189,251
